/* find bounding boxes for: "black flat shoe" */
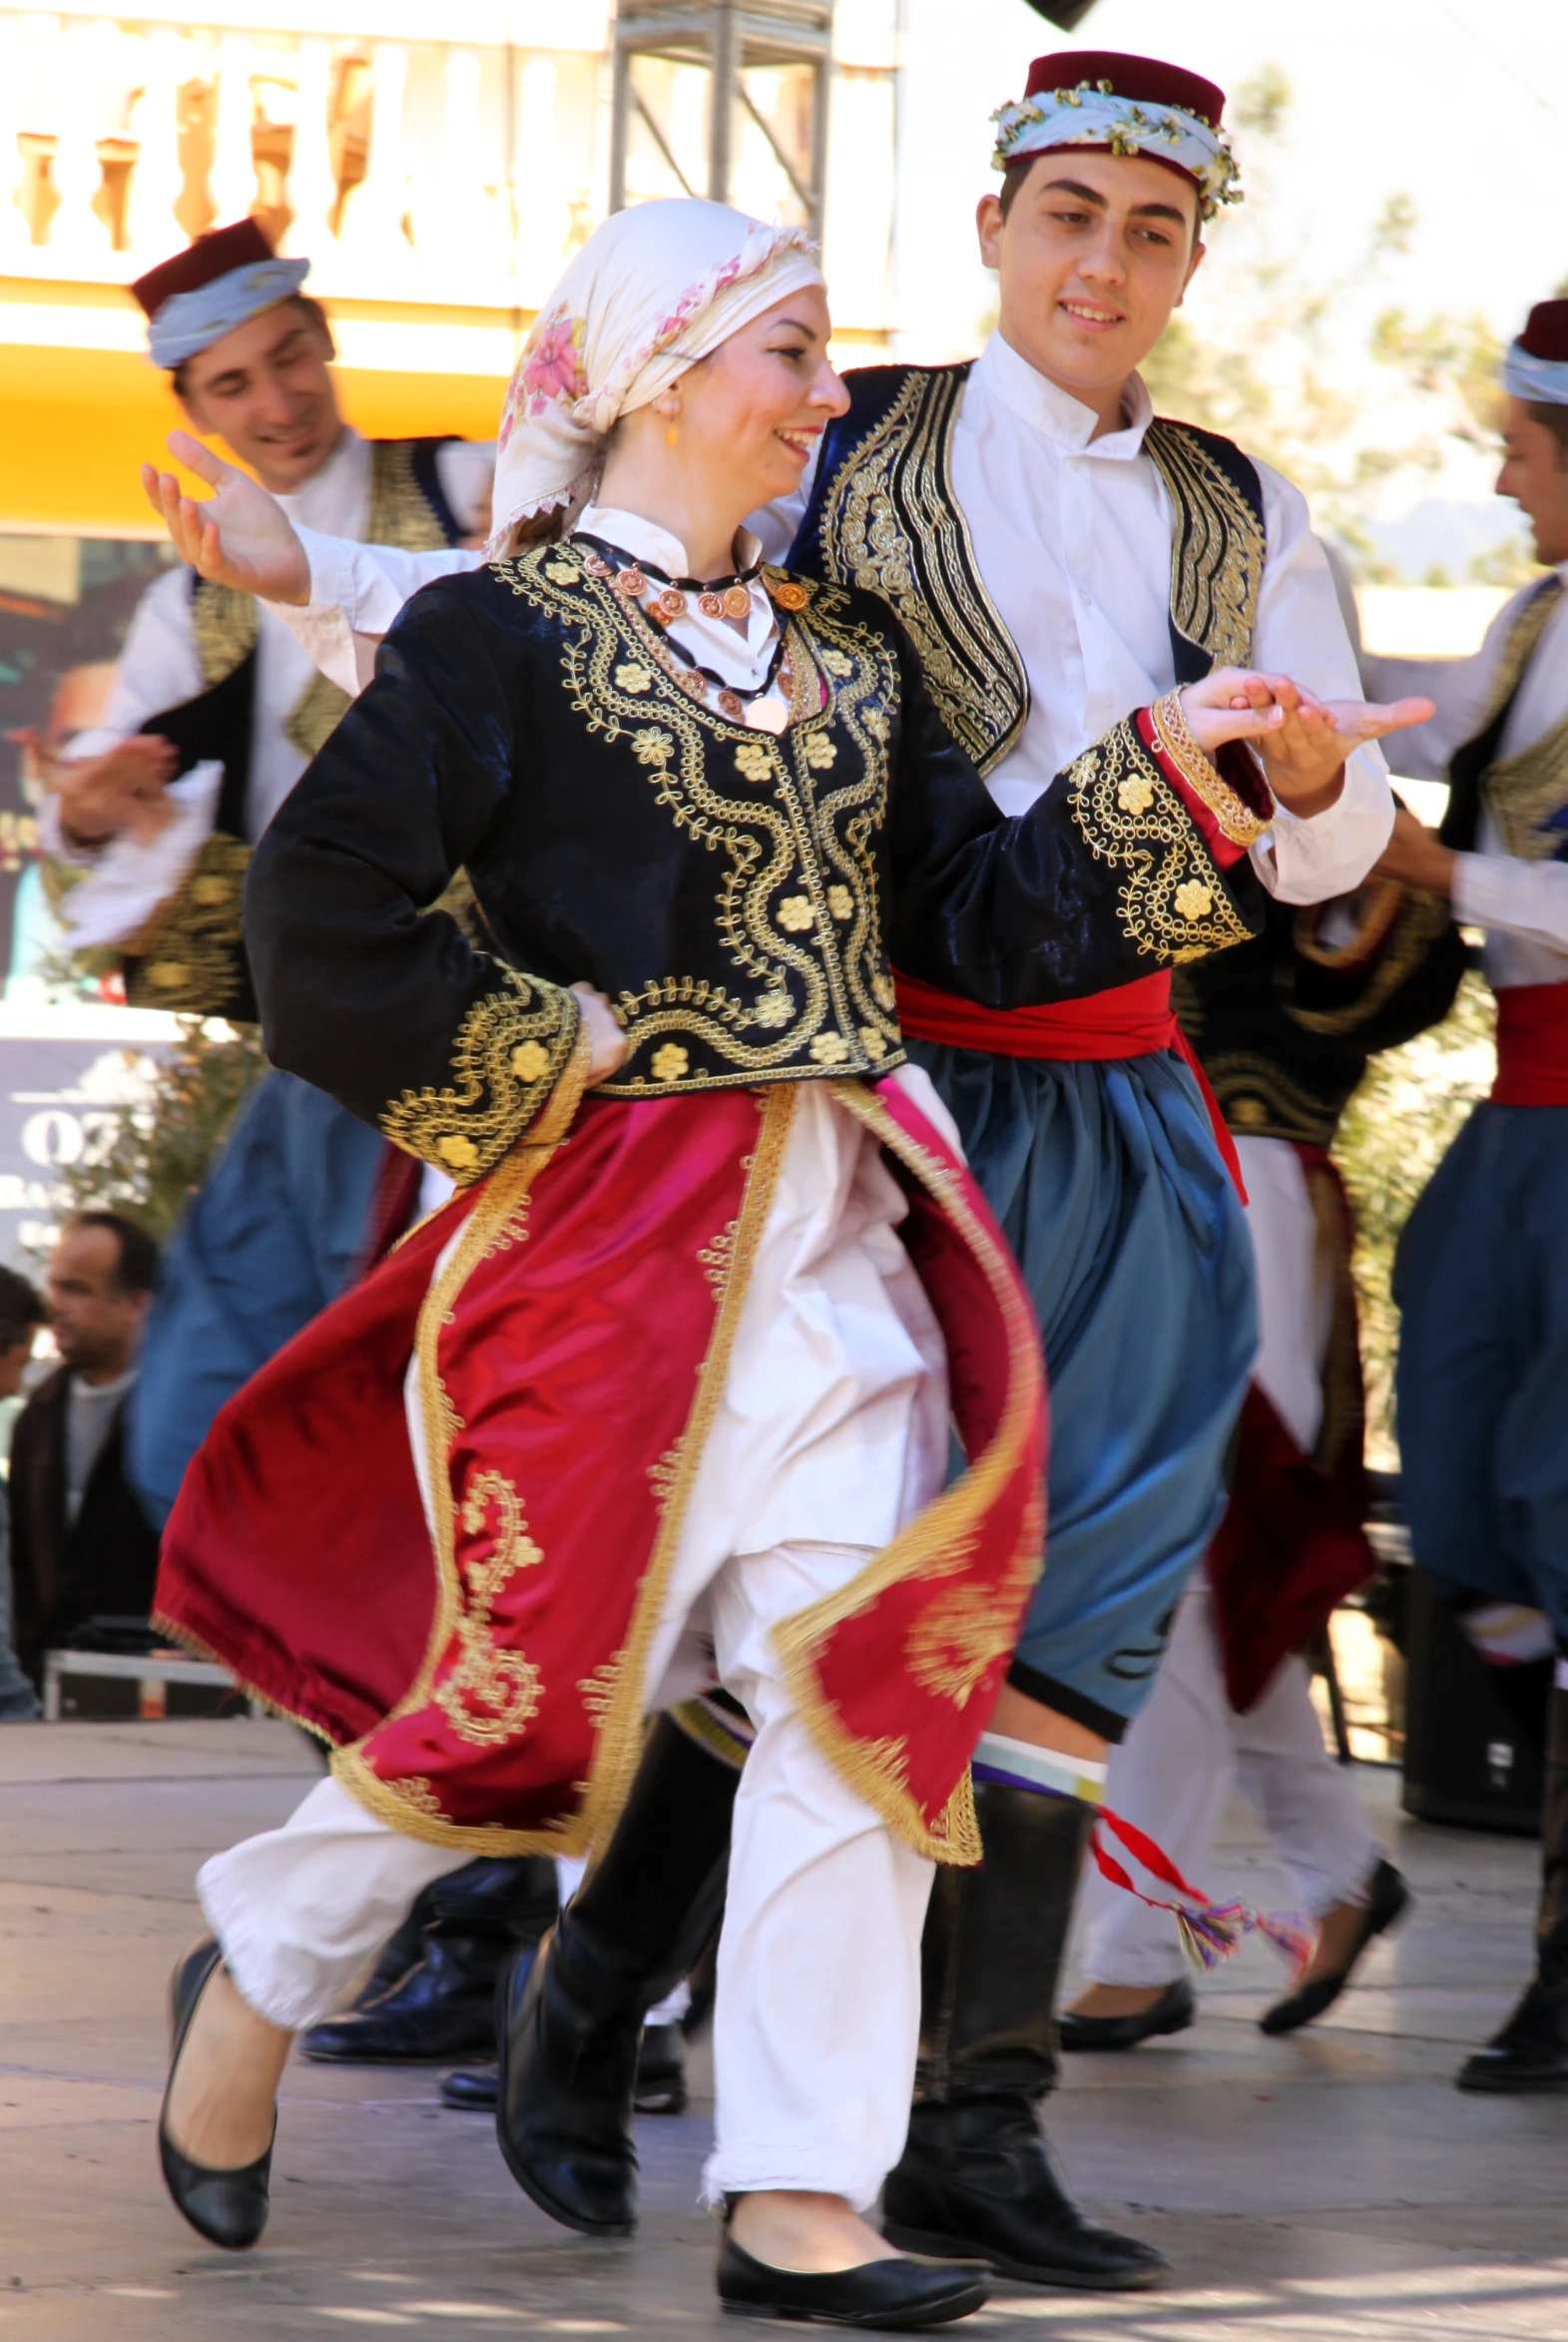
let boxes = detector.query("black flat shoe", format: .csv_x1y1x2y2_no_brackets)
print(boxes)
718,2231,986,2328
1058,1977,1195,2052
441,2061,498,2110
159,1941,274,2251
1259,1859,1410,2037
1456,1976,1568,2092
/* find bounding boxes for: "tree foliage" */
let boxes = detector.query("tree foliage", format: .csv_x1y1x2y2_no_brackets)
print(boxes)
53,1017,267,1245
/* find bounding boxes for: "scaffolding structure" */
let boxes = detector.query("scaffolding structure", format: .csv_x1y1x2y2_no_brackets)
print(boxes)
610,0,833,241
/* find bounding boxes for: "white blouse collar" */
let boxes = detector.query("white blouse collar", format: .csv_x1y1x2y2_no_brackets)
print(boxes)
578,502,764,580
969,330,1154,462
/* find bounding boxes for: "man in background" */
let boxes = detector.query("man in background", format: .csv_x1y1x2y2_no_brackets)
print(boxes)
8,1212,160,1692
0,1265,47,1717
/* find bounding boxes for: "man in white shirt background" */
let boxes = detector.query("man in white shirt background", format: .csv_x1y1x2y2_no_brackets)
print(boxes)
1365,297,1568,2097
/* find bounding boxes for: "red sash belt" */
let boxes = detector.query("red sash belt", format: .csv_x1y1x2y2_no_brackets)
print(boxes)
1492,981,1568,1106
893,968,1246,1201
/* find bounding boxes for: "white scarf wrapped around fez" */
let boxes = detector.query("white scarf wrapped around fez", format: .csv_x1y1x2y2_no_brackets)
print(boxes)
489,199,824,554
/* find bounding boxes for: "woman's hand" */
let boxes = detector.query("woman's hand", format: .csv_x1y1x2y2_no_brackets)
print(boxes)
1179,669,1436,818
571,984,629,1085
141,432,311,607
1369,806,1456,896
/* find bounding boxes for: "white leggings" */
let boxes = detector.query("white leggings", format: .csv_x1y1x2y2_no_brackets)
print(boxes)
199,1537,932,2209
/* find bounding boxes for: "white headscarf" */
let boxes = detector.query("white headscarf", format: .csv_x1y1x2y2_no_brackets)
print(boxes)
488,199,824,554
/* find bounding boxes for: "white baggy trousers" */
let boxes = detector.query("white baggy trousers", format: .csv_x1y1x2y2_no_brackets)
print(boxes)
198,1079,957,2210
1079,1134,1379,1985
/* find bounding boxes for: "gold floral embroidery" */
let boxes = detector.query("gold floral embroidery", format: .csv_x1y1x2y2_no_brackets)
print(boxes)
803,735,837,770
778,895,815,932
382,1774,447,1822
651,1042,690,1082
1066,718,1252,965
493,551,904,1090
827,885,853,919
615,662,654,694
433,1468,546,1749
813,369,1030,776
735,739,776,783
123,835,253,1016
810,1031,850,1065
905,1579,1024,1709
1118,775,1155,816
859,1027,887,1059
577,1655,625,1728
378,969,583,1183
1475,585,1568,862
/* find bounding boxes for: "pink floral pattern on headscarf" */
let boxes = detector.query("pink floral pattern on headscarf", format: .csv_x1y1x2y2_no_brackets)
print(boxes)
488,199,823,550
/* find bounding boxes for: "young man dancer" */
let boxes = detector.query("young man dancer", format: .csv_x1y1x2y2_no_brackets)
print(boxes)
1367,299,1568,2095
142,50,1418,2289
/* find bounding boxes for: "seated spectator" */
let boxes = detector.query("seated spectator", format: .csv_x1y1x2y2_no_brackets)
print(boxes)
9,1213,161,1692
0,1266,47,1718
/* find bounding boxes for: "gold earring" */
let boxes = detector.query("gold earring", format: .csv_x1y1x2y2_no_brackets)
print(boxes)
666,420,679,448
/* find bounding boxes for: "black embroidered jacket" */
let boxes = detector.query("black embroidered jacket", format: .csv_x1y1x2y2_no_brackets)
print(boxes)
246,544,1268,1183
1174,871,1465,1150
113,438,467,1022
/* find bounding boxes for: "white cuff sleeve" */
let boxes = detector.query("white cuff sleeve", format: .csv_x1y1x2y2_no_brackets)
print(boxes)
55,763,223,949
271,528,486,696
1251,746,1395,904
1452,851,1568,954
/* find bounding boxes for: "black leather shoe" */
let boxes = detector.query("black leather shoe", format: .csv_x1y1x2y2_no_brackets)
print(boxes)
495,1937,641,2235
1058,1977,1195,2052
159,1942,273,2251
1456,1977,1568,2092
882,2099,1166,2291
440,2016,687,2116
634,2022,689,2114
1259,1860,1410,2037
717,2230,986,2327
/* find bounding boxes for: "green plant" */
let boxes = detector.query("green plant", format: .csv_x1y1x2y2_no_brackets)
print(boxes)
52,1016,268,1244
1332,972,1495,1465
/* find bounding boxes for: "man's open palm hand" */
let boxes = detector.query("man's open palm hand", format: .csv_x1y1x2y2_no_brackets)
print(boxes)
141,433,310,607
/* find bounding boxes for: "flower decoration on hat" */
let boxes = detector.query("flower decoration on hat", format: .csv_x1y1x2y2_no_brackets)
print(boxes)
992,50,1243,222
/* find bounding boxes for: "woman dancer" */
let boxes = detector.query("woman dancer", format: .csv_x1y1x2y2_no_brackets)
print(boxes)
154,199,1364,2326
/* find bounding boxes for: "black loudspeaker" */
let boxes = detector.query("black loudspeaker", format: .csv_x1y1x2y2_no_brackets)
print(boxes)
1023,1,1101,27
1402,1565,1545,1836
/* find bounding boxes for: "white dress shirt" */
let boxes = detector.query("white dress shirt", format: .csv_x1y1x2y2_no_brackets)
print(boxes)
1363,568,1568,991
49,430,491,945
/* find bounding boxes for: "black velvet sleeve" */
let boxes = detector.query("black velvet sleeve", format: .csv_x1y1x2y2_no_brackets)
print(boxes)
245,581,581,1183
883,631,1265,1007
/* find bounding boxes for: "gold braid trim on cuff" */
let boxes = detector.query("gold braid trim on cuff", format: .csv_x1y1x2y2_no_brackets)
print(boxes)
1149,691,1272,850
378,970,585,1185
1067,718,1255,966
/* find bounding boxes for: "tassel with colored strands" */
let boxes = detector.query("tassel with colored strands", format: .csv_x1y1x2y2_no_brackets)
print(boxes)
1090,1805,1318,1977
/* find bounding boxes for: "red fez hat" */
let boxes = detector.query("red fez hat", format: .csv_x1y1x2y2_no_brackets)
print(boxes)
1519,301,1568,365
131,218,276,324
1024,50,1226,131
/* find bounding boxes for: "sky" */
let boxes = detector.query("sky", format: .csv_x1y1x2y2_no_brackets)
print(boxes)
888,0,1568,562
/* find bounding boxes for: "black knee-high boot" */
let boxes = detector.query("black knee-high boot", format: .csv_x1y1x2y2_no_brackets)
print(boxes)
1458,1682,1568,2091
881,1782,1169,2289
496,1710,741,2233
302,1858,558,2063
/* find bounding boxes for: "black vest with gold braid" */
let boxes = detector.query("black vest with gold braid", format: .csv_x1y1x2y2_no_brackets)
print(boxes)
787,363,1270,778
119,437,466,1022
1174,871,1466,1150
1439,574,1568,867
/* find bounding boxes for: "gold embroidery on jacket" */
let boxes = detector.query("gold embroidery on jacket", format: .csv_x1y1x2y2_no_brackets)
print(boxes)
493,549,904,1091
1067,718,1252,962
815,369,1029,777
1287,886,1453,1038
1144,422,1266,670
122,834,252,1012
1149,690,1271,847
379,968,584,1182
1474,583,1568,863
1200,1052,1342,1149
